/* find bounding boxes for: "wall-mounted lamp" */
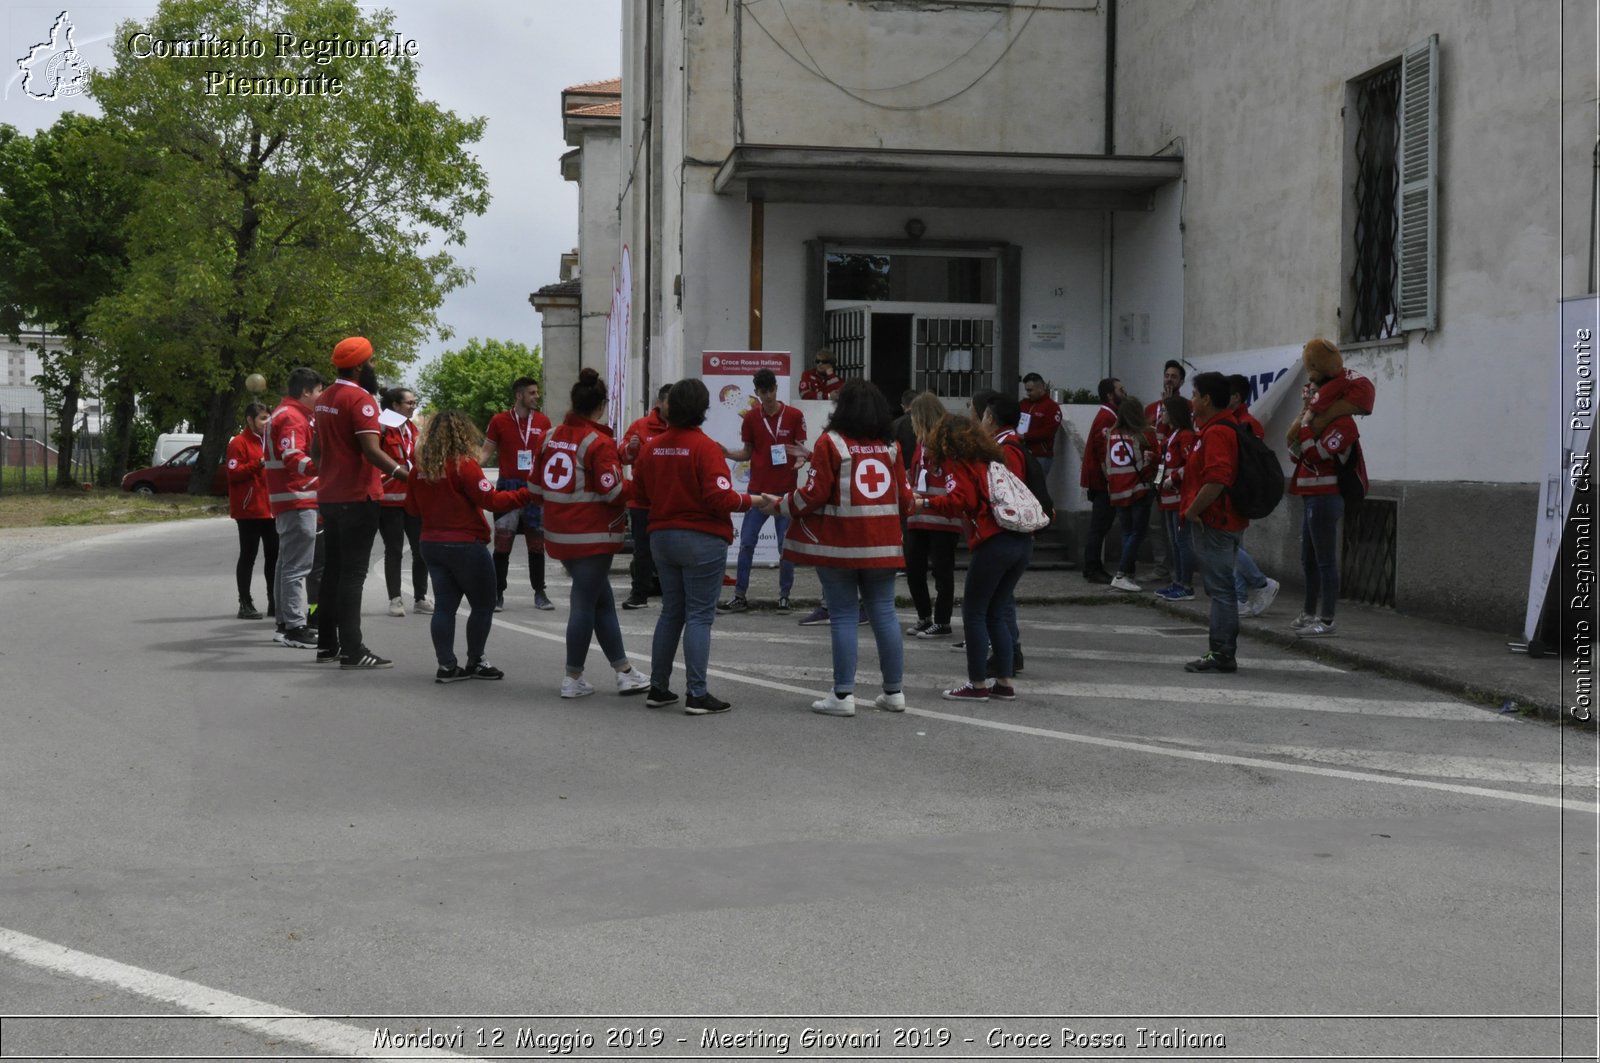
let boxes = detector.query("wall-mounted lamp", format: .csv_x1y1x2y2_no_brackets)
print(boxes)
904,218,926,240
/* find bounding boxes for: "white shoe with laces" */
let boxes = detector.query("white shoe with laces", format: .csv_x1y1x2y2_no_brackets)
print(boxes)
811,692,856,716
873,691,906,713
387,596,405,617
413,597,433,614
614,668,651,696
1247,577,1281,617
1109,574,1141,592
560,675,596,699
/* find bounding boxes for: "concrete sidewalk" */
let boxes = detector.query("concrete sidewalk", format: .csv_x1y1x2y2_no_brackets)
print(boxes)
711,562,1582,725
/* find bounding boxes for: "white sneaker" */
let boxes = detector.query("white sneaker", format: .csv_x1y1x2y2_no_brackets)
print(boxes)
387,596,405,617
560,675,596,698
1298,618,1338,639
614,667,651,696
873,691,906,713
811,692,856,716
1247,577,1281,617
1109,574,1141,592
413,597,433,614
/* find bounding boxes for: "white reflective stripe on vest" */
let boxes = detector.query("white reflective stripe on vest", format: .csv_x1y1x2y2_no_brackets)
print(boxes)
543,529,625,545
784,540,903,560
382,492,406,503
269,490,317,503
1107,485,1147,503
1298,474,1338,488
543,490,615,505
263,460,286,470
820,503,902,518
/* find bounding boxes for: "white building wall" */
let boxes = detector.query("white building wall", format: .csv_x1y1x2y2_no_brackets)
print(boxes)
1114,0,1571,486
575,130,622,392
1111,182,1185,401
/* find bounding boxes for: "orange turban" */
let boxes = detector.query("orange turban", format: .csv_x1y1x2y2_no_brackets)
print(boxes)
331,336,373,368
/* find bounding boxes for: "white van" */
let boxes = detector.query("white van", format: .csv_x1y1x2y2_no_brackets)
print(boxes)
152,433,204,465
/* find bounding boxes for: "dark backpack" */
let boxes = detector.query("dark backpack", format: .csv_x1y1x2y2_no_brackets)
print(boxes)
1224,422,1285,520
1002,436,1056,528
1336,439,1367,510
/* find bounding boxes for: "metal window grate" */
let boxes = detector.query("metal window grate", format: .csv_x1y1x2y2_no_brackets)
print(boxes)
1350,63,1401,343
914,316,994,399
824,306,868,380
1340,497,1396,608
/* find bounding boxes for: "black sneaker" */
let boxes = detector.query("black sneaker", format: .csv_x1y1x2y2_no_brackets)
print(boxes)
315,648,342,664
1184,652,1238,674
494,594,505,613
466,660,504,680
717,595,749,613
907,617,934,636
341,650,393,670
684,692,731,715
435,665,471,683
281,626,318,649
645,686,679,708
533,591,555,611
237,599,262,620
622,594,649,610
776,596,792,613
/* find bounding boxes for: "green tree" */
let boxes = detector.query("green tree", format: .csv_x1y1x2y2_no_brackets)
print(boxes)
416,338,542,429
88,0,489,493
0,116,138,487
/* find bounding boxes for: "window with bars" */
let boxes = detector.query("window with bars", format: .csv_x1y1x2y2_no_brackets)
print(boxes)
914,317,994,399
1346,36,1438,342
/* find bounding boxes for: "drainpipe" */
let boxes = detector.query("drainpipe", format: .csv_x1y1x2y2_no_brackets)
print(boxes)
749,198,764,348
1102,0,1116,378
1104,0,1116,156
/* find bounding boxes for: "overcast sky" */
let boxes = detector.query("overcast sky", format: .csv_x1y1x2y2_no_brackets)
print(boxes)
0,1,623,383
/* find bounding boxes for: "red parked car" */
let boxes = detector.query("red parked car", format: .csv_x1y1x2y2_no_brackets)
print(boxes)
120,446,228,496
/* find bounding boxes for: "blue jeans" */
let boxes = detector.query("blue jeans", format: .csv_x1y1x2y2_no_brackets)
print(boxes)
562,553,630,674
1233,545,1267,605
1115,495,1153,576
816,566,904,695
650,528,726,697
962,531,1033,682
1193,523,1242,660
1164,510,1196,588
733,509,793,597
421,541,498,667
1301,494,1345,620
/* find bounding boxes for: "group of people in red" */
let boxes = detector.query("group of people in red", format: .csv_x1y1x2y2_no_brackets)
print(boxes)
1075,338,1374,673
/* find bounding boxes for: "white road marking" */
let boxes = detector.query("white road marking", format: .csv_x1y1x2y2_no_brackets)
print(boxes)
1021,619,1207,637
0,926,483,1060
921,644,1344,673
1143,738,1600,789
496,622,1592,813
1024,681,1512,722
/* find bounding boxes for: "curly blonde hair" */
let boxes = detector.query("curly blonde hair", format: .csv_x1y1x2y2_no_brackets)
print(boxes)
415,410,483,481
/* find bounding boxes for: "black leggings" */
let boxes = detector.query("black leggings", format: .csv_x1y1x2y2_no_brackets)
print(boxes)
379,506,428,600
235,518,279,602
905,527,958,625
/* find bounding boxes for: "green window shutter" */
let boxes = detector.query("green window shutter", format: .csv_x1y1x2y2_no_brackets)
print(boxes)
1398,34,1439,331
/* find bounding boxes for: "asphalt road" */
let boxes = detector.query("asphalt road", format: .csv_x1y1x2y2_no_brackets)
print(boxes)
0,519,1595,1061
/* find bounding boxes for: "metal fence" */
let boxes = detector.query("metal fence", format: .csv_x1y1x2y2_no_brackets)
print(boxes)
1340,496,1398,608
0,397,106,494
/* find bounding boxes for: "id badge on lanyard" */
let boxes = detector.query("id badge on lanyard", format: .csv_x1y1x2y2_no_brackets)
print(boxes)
916,468,928,493
769,443,788,466
516,449,534,472
1018,412,1032,434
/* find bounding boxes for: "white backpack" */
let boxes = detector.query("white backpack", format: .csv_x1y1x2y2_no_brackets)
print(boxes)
985,461,1050,533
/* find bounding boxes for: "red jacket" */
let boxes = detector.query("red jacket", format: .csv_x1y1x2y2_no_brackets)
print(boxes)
1310,370,1376,416
621,409,670,510
798,369,843,401
1018,396,1063,458
1230,404,1265,440
778,432,911,568
379,421,417,507
1290,415,1366,497
263,397,317,515
404,456,534,543
1181,415,1248,533
925,457,1018,550
1078,404,1119,491
535,414,629,560
225,430,270,520
1157,428,1197,512
907,442,964,534
1102,426,1157,506
631,425,753,542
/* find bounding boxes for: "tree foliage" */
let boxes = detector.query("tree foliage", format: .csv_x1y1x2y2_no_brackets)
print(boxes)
86,0,489,491
416,338,542,429
0,115,139,485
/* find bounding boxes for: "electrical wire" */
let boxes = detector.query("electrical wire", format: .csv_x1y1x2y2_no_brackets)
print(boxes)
741,0,1044,112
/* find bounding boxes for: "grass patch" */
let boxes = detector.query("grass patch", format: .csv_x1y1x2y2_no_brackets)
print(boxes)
0,487,226,529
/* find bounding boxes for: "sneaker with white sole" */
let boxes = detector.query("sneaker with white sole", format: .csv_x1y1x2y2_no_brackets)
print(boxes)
413,598,433,614
941,682,990,702
1247,577,1281,617
534,591,555,611
1297,618,1338,638
917,624,953,640
1155,585,1196,602
341,650,393,670
467,660,504,680
614,668,651,695
435,665,471,683
278,625,318,649
798,606,830,626
988,682,1016,700
1290,612,1318,632
645,686,679,708
560,675,595,698
1109,574,1142,592
811,692,856,716
494,594,505,612
907,617,933,636
388,596,405,617
776,596,792,613
873,691,906,712
621,594,649,610
718,595,750,613
683,692,731,715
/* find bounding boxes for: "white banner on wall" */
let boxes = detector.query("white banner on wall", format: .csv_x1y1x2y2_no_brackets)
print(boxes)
1187,344,1306,463
603,247,632,430
701,351,793,567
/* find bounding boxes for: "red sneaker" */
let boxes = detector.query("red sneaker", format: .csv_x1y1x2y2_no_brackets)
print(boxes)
988,682,1016,700
941,683,990,702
